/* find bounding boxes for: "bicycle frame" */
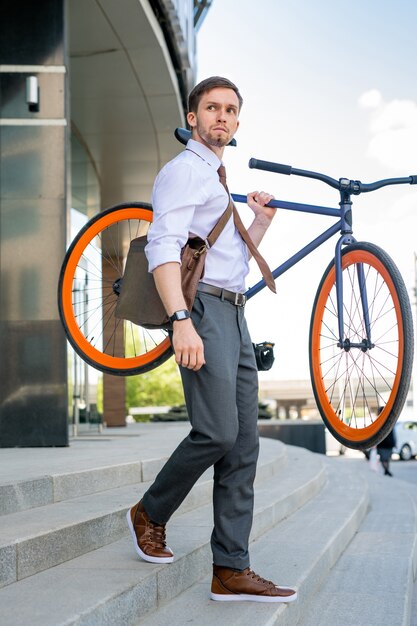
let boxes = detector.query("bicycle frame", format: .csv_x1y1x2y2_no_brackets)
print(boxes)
232,192,368,349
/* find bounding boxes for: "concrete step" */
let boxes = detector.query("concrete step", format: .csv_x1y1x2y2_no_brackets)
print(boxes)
0,425,288,516
299,463,417,626
137,457,368,626
0,438,286,588
0,445,326,625
0,461,142,516
0,424,198,516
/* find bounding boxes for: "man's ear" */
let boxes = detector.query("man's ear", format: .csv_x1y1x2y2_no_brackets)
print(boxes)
187,111,196,128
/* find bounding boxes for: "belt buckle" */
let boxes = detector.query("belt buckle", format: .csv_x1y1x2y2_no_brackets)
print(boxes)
234,292,246,307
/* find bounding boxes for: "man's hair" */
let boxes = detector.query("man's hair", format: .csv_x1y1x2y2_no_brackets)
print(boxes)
188,76,243,113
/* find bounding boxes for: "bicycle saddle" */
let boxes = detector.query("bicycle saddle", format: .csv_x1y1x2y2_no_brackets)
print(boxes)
174,127,237,147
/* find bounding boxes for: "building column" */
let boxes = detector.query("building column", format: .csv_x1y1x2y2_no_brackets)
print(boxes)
0,0,69,446
101,235,126,427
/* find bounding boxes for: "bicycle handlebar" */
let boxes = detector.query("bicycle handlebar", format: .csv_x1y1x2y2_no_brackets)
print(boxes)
174,128,417,194
174,129,417,194
249,157,417,195
248,158,293,177
358,176,417,192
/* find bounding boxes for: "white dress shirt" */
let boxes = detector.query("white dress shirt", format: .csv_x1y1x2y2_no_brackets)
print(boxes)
145,139,249,292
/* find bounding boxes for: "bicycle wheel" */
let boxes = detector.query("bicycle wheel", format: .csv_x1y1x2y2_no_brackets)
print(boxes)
58,202,173,375
309,242,413,449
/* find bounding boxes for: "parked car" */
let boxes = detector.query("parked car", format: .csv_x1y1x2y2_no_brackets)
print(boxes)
393,421,417,461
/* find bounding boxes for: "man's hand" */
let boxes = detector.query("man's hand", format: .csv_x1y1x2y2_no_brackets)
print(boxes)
172,319,205,371
247,191,276,223
153,263,205,371
246,191,277,250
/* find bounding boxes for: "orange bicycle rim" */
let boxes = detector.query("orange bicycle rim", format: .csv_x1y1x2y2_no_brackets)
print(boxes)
311,249,404,442
61,207,170,371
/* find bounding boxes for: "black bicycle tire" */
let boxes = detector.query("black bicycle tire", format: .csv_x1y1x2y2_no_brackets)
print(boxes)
309,241,414,449
58,202,173,376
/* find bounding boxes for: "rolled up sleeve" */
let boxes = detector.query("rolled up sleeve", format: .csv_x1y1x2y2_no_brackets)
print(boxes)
145,161,205,272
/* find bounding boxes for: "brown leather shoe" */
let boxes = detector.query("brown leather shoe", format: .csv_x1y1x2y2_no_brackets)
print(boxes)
126,501,174,564
211,565,297,603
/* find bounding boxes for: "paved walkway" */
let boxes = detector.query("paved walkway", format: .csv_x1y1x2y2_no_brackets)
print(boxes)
385,458,417,626
340,448,417,626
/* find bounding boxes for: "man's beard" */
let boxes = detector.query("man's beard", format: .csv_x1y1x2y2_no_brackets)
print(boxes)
196,124,229,148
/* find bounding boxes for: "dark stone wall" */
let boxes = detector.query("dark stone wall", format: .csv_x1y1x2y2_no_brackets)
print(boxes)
258,420,326,454
0,0,68,446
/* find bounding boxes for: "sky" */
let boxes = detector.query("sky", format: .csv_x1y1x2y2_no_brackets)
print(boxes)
196,0,417,381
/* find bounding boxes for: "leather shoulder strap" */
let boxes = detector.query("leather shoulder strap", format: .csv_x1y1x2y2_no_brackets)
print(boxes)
184,147,233,248
206,197,233,248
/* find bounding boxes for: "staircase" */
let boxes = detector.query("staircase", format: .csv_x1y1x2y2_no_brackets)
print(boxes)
0,423,415,625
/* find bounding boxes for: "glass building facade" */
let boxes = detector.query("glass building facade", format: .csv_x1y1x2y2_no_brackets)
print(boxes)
0,0,206,446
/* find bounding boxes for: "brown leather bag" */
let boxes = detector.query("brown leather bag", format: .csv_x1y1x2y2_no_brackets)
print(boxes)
115,201,232,329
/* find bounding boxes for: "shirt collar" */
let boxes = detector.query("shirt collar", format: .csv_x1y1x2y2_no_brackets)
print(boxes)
186,138,222,170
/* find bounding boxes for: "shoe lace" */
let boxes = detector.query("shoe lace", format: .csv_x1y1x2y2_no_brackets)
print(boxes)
246,568,275,588
146,520,167,548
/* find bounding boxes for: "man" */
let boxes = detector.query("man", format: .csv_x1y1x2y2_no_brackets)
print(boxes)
127,76,297,603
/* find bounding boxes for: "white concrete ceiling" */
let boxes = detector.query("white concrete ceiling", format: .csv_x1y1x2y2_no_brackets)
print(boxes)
69,0,186,208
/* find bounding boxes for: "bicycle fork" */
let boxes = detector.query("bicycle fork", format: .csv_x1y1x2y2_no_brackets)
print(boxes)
335,199,374,352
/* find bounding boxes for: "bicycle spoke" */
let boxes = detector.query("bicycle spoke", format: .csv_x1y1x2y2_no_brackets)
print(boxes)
74,292,115,326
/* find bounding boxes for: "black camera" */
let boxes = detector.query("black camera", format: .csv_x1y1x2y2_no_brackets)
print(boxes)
253,341,275,371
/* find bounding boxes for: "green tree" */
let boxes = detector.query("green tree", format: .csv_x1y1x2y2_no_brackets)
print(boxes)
126,356,185,409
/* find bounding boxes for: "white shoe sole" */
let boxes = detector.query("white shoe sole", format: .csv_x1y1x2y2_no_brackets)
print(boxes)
126,509,174,564
210,589,297,603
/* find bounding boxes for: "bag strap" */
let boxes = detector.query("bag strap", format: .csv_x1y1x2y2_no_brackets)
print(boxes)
205,198,233,248
185,146,233,250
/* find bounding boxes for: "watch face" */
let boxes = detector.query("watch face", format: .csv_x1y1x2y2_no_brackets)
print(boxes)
170,309,190,322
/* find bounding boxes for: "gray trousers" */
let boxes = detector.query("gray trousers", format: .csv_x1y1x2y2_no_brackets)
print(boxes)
142,291,259,570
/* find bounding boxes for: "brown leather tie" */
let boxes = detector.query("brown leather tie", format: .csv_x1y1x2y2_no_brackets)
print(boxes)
218,165,276,293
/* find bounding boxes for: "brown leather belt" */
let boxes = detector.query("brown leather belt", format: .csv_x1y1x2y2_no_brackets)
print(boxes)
197,282,247,307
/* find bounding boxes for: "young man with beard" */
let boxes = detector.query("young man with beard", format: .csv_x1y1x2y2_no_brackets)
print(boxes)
127,76,297,603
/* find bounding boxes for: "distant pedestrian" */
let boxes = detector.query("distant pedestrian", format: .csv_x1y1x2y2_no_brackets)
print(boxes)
376,407,396,477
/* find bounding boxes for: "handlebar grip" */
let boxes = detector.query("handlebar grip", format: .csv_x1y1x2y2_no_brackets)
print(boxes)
249,158,292,176
410,175,417,185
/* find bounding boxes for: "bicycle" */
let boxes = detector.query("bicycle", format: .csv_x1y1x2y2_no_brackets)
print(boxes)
58,128,416,449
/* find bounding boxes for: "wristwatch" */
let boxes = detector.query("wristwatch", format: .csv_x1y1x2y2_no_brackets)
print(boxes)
169,309,191,323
